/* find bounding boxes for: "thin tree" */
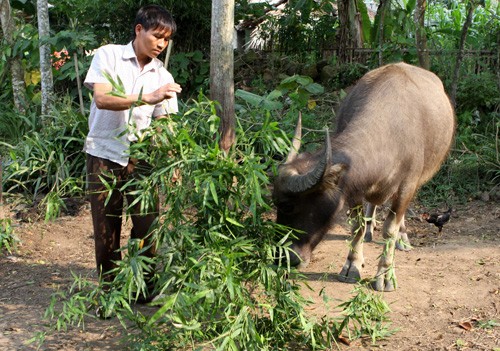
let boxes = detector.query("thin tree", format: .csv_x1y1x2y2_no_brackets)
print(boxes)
450,0,482,107
210,0,236,153
37,0,54,116
415,0,430,70
0,0,26,113
375,0,389,66
337,0,364,63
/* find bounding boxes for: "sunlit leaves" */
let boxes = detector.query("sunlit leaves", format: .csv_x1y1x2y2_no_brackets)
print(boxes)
0,218,18,254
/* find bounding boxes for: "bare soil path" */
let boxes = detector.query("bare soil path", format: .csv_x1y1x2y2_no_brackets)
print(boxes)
0,200,499,350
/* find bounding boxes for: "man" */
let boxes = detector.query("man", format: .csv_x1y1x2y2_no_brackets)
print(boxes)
83,4,181,302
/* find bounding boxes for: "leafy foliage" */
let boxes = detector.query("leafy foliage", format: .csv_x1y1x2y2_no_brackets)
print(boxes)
42,94,394,350
47,0,212,53
0,218,18,254
2,97,87,220
237,74,324,113
0,108,40,145
110,95,324,350
168,51,210,98
418,67,500,205
336,283,395,343
242,0,338,55
456,71,500,114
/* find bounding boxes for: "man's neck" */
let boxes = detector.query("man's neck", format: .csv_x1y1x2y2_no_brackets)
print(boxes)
132,41,152,69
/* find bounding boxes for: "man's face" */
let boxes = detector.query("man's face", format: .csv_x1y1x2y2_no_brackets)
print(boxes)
134,24,172,59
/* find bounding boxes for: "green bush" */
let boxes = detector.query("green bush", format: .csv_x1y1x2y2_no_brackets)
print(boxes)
0,218,18,254
336,283,395,343
2,97,87,220
418,122,499,206
115,96,322,350
168,51,210,98
456,72,500,115
0,108,40,145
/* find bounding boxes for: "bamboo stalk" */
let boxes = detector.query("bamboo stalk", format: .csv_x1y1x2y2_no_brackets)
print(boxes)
74,52,85,115
164,39,173,69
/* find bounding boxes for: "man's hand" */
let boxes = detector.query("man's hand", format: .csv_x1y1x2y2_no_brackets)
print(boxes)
145,83,182,105
93,82,182,111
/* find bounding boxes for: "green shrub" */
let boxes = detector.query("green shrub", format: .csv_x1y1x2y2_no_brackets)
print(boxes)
0,218,18,254
336,283,395,343
418,124,499,206
2,97,87,220
0,108,40,145
456,72,500,115
168,51,210,98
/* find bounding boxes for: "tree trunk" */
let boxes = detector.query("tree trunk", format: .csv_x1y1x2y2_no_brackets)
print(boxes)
210,0,235,153
351,0,363,49
450,1,478,107
0,0,26,113
337,0,363,63
37,0,53,116
336,0,349,63
376,0,389,66
415,0,430,70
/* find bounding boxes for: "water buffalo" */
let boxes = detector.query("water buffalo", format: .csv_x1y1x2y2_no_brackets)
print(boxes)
273,62,455,291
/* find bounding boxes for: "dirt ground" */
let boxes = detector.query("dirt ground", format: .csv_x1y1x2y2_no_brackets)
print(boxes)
0,199,499,351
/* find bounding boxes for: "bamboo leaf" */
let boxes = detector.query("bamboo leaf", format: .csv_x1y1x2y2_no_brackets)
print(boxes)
225,217,244,227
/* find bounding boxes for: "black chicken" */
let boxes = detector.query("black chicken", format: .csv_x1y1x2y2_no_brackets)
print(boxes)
422,208,452,233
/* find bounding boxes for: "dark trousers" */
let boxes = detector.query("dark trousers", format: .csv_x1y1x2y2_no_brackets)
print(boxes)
86,154,158,282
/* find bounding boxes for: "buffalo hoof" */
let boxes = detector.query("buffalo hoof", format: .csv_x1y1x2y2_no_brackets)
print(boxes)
396,232,412,251
370,270,396,292
338,261,362,283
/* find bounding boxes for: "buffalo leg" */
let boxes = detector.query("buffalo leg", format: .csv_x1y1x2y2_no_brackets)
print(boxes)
364,203,376,242
371,190,415,292
396,215,412,251
371,209,400,292
338,205,365,283
365,206,411,250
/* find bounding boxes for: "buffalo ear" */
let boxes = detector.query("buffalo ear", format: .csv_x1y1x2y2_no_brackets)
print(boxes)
323,163,346,188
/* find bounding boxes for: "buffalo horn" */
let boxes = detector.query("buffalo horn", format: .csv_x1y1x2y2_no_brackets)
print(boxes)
281,128,332,193
285,112,303,163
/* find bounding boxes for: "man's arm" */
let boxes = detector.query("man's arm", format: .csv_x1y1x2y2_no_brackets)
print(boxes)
93,82,182,111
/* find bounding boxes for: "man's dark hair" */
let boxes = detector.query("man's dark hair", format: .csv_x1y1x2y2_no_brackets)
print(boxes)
132,5,177,39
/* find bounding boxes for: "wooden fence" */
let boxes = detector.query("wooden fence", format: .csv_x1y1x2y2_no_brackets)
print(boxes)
321,48,499,76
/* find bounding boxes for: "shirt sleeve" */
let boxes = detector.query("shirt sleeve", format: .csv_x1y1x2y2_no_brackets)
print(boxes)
84,45,115,91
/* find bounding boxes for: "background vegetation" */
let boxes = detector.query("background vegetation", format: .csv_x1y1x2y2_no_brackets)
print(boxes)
1,0,499,349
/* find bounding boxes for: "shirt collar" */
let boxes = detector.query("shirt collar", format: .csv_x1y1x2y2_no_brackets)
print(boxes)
123,41,160,72
123,42,136,60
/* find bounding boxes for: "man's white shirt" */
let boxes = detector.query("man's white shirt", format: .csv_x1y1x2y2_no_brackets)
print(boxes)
84,42,178,166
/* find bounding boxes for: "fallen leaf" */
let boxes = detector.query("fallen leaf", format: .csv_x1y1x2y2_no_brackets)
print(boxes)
337,335,350,346
458,321,473,331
